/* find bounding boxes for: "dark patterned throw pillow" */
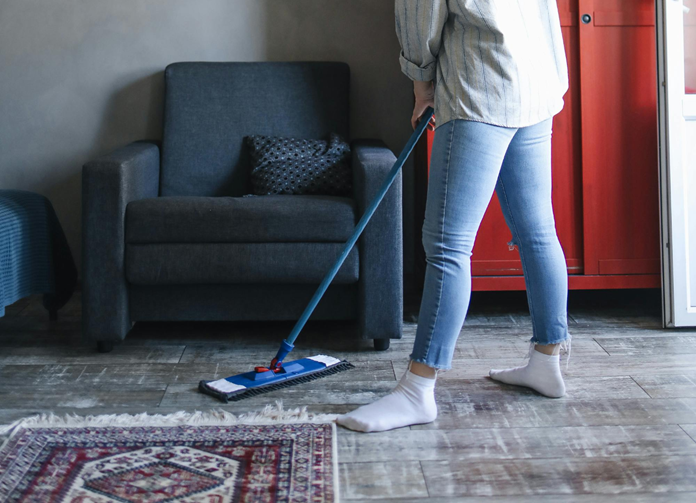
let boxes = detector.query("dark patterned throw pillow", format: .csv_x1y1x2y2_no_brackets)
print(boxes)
244,133,352,196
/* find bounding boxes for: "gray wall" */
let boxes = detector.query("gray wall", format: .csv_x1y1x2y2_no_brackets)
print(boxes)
0,0,419,282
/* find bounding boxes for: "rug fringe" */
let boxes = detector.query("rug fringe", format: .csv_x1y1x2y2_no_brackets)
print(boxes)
0,400,337,449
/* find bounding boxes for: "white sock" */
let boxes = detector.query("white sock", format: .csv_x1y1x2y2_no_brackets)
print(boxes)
489,349,566,398
336,365,438,432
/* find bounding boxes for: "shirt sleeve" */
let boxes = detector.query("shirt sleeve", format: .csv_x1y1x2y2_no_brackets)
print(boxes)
395,0,448,82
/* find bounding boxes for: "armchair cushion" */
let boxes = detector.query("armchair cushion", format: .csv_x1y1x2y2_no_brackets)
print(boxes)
125,195,357,244
245,132,352,196
125,242,359,285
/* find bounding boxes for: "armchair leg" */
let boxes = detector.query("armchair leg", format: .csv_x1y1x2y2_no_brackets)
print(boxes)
97,341,114,353
373,338,390,351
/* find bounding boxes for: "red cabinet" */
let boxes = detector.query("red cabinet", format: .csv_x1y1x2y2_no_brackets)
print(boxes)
413,0,661,291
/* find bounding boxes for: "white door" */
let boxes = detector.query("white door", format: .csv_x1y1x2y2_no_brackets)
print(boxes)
657,0,696,326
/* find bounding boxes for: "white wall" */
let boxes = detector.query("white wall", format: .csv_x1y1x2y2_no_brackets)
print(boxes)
0,0,418,280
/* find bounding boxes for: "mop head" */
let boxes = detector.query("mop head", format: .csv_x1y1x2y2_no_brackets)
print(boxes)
199,355,354,403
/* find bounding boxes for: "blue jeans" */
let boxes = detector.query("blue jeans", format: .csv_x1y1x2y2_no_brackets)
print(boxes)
410,118,571,370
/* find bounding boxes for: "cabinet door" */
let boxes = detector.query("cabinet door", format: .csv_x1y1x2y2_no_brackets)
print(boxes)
469,0,584,277
578,0,661,275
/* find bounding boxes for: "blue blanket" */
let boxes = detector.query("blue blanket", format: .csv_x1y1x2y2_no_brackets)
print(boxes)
0,190,76,316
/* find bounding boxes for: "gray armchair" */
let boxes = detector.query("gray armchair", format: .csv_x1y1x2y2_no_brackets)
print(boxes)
82,62,402,352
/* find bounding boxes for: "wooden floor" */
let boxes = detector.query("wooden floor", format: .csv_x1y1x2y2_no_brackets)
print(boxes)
2,287,696,501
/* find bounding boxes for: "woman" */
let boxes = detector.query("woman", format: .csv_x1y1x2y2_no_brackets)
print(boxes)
338,0,571,433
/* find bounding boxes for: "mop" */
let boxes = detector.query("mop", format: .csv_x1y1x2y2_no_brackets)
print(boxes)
199,107,435,402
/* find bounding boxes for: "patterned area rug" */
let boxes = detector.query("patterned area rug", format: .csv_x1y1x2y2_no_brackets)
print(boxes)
0,403,338,503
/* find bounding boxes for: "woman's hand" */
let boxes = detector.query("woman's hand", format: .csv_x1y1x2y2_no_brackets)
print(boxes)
412,80,436,131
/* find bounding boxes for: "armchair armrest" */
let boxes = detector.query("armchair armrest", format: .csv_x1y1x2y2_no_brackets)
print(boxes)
82,140,160,343
351,139,403,340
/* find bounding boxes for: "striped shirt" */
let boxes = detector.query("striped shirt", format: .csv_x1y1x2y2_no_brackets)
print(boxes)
395,0,569,128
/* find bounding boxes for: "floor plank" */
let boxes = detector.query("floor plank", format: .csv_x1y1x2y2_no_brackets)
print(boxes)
0,360,394,387
339,424,696,462
394,354,696,379
411,398,696,429
420,456,696,497
631,374,696,398
160,381,398,408
595,335,696,355
177,343,426,364
468,338,608,358
0,385,167,408
0,346,186,365
433,376,650,401
340,461,429,500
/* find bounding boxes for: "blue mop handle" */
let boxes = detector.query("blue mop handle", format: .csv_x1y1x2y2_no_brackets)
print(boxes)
272,107,435,366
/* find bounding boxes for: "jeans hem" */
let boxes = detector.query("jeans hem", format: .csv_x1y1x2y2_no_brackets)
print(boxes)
408,355,452,371
529,337,571,345
529,331,572,346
